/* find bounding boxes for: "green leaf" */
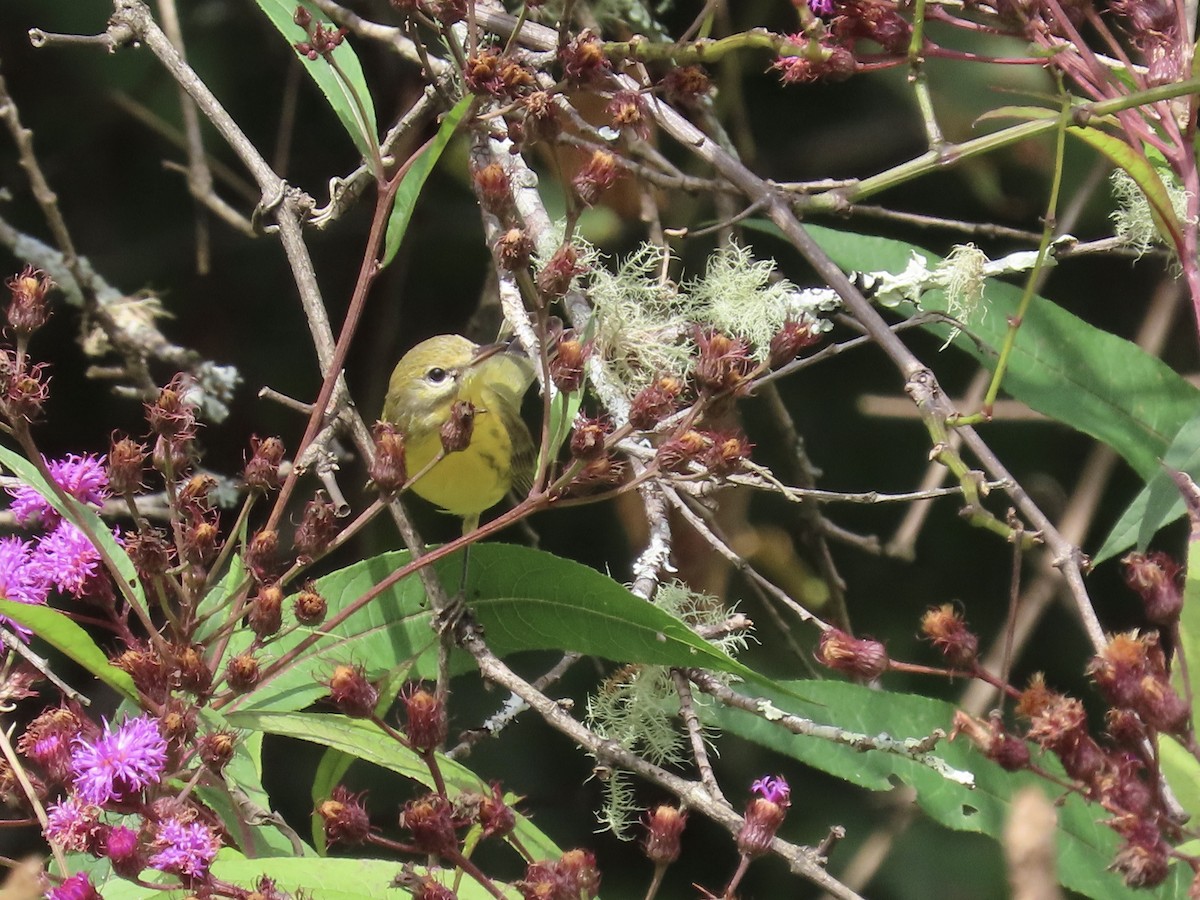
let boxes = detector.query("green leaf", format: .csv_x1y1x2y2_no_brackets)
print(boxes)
254,0,377,162
1095,411,1200,562
788,224,1200,482
94,852,495,899
711,680,1190,900
382,96,472,267
0,599,136,702
540,387,585,476
0,444,144,609
225,544,768,713
225,710,562,861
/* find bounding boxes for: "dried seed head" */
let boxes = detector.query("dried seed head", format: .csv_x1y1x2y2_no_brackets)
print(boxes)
113,644,170,703
569,415,612,460
555,849,602,898
550,332,590,392
768,320,822,368
198,729,237,773
662,65,712,103
464,48,505,97
176,473,217,518
628,376,684,430
402,685,447,753
642,804,687,866
147,374,198,439
920,603,979,668
226,652,261,693
572,150,620,206
702,430,753,476
126,528,174,581
248,583,285,639
521,90,561,142
473,161,512,215
536,244,587,300
1121,551,1182,625
606,90,650,139
328,664,379,718
1,357,50,423
495,228,534,271
656,429,708,473
400,794,459,857
369,421,407,496
6,266,53,337
559,30,610,84
107,434,148,496
245,528,281,584
815,629,889,680
692,329,755,395
318,785,372,846
244,436,286,493
440,400,475,454
294,493,339,560
477,782,516,840
293,582,328,626
172,643,212,694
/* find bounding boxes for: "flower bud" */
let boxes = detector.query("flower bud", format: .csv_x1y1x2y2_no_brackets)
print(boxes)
628,376,683,430
536,244,587,300
477,782,516,840
473,161,512,213
737,775,790,858
550,332,589,392
245,528,280,584
768,320,821,368
103,824,143,878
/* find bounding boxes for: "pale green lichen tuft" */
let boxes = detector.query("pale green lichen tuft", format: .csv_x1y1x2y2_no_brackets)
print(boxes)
654,581,748,658
595,769,639,839
588,243,697,395
1110,168,1190,257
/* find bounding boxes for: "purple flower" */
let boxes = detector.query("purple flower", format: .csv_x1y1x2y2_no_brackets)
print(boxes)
750,774,791,806
0,536,50,642
809,0,834,15
44,796,99,851
46,872,103,900
30,522,102,598
7,454,109,528
70,715,167,806
148,817,220,878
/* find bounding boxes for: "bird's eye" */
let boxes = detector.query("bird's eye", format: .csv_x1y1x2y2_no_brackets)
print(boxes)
425,367,448,384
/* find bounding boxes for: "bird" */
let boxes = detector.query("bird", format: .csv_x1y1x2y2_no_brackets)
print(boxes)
381,334,536,534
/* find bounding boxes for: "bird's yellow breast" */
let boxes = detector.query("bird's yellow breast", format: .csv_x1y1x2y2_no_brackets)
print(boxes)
404,392,516,518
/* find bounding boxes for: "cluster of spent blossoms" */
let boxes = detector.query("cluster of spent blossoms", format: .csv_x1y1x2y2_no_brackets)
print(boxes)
815,549,1200,890
317,666,794,900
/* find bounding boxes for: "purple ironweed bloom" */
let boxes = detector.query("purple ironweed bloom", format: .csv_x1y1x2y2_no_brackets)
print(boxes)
30,522,104,598
44,796,99,851
148,817,220,879
46,872,103,900
0,536,50,642
750,774,791,806
809,0,834,15
70,715,167,806
7,454,109,527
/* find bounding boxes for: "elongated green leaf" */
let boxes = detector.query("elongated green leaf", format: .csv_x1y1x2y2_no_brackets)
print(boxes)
711,680,1190,900
226,710,561,860
224,544,766,713
0,444,144,608
789,224,1200,482
255,0,377,162
1159,475,1200,842
1096,411,1200,562
95,852,492,900
382,96,472,267
0,599,136,701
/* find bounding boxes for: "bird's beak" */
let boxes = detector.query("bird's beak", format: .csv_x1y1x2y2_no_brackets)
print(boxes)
469,336,525,369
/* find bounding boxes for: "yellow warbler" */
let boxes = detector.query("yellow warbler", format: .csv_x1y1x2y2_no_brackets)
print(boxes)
381,334,535,533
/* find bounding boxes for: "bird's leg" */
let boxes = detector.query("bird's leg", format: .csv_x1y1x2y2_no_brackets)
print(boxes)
433,514,478,638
